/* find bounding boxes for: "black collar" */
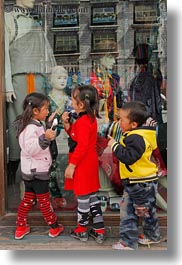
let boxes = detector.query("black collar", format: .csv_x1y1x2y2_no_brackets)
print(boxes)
78,111,87,118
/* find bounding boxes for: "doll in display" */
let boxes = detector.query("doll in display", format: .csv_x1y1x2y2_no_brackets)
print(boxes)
47,65,73,208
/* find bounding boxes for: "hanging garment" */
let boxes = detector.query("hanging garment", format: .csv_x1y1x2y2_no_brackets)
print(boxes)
129,70,163,123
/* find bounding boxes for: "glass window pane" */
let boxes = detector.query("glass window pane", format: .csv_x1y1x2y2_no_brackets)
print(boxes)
3,0,167,216
92,6,116,25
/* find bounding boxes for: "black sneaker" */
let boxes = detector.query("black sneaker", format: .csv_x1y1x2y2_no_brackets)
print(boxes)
70,230,88,242
89,229,106,244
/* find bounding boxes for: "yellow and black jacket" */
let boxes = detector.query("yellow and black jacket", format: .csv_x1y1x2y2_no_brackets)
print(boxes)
111,126,158,184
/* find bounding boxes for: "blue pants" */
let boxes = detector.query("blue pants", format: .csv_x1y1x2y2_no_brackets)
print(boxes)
119,181,160,249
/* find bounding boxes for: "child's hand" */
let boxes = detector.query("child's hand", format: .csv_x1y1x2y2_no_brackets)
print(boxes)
61,111,70,124
64,163,76,179
45,129,56,141
107,135,117,148
48,109,58,123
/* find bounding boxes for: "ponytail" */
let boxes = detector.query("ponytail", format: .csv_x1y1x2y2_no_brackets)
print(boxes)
72,85,100,121
14,92,49,137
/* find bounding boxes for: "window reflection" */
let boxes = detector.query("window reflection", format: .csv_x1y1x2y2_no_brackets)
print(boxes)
4,0,167,214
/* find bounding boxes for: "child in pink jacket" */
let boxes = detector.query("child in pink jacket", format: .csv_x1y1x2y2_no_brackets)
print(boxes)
14,92,64,240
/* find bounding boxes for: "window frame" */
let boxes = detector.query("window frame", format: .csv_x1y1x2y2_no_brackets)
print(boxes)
53,6,79,27
91,31,117,53
54,33,79,54
134,3,159,24
91,5,117,26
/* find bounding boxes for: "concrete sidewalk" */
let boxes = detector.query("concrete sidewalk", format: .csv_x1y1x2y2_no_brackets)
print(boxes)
0,225,167,250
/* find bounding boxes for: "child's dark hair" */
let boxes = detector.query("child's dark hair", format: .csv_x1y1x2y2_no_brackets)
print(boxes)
15,92,50,137
72,85,100,121
122,101,150,127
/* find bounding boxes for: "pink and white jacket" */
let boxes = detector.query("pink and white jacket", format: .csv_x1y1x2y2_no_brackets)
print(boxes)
18,120,52,180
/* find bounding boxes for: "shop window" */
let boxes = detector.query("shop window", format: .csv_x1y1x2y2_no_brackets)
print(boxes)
134,4,158,24
53,7,79,27
91,6,116,25
2,0,167,217
54,34,79,54
92,33,117,52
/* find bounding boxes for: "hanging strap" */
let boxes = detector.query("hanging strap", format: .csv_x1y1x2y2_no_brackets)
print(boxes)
26,74,35,94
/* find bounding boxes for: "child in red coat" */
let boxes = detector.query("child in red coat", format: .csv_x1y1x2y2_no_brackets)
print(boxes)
61,85,105,244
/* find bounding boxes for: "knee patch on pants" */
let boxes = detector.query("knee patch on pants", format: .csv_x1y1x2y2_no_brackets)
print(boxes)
134,205,149,217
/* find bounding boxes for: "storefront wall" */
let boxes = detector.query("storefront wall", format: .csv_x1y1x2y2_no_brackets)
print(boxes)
0,0,167,218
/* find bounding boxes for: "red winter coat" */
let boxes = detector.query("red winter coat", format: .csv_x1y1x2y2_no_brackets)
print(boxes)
64,113,100,196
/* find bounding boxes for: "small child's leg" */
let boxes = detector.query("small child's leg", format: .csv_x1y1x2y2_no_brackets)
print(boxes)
89,193,106,243
36,192,58,226
16,191,36,226
36,191,64,237
15,191,36,239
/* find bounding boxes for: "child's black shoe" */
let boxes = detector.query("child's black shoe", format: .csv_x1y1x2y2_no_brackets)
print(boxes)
70,230,88,242
89,228,106,244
